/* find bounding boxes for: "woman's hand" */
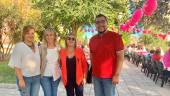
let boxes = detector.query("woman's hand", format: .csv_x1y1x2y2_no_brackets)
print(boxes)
15,67,25,89
82,78,86,85
19,79,26,89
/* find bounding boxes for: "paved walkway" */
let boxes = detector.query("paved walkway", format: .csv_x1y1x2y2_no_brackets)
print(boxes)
0,60,170,96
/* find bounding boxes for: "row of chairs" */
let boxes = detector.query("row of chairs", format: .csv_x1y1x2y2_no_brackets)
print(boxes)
125,52,170,87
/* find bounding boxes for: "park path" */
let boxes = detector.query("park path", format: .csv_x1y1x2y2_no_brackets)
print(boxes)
0,60,170,96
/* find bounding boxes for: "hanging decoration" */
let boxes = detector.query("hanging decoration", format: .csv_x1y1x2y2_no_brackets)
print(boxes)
84,29,87,32
158,33,167,40
88,29,90,32
119,0,157,35
129,8,143,26
120,24,127,31
143,0,158,16
143,29,151,34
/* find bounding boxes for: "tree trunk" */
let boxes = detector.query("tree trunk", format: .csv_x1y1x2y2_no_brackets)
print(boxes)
4,43,13,60
0,30,2,61
1,35,7,56
5,40,13,56
0,29,3,52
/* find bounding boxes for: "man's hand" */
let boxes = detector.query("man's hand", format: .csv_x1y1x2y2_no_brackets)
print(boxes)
112,75,119,85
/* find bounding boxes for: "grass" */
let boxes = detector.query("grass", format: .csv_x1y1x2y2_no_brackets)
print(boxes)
0,60,16,84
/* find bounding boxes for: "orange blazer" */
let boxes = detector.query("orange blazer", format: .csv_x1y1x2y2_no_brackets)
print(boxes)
59,48,88,86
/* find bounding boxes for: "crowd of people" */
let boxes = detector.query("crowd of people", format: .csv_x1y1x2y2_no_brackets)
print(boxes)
125,44,168,66
8,14,124,96
125,44,170,87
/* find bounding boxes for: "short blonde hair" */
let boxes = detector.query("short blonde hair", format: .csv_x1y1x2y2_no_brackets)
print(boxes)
22,25,35,41
65,33,77,48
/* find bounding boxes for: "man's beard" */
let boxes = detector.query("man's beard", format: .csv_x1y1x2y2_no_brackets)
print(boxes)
98,29,107,35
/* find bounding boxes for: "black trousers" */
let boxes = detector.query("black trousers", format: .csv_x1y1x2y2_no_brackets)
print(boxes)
65,82,83,96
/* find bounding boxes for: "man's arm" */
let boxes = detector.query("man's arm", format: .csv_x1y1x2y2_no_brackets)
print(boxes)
115,50,124,76
112,50,124,84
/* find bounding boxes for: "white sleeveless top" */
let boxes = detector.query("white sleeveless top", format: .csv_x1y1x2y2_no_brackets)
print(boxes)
44,47,61,81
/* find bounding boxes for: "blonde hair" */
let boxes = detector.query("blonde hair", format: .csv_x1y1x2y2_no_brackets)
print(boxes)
42,28,58,46
65,33,77,48
22,25,35,41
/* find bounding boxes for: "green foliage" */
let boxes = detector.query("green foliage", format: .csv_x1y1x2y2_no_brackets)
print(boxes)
0,61,15,83
139,34,168,51
121,32,131,45
0,0,42,43
59,39,65,48
139,34,154,45
33,0,129,37
0,0,43,60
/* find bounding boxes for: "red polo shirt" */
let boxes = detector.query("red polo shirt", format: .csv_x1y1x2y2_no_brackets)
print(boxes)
89,31,124,78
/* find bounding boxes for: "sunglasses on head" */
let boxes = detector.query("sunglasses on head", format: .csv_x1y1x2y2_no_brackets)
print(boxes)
67,37,75,41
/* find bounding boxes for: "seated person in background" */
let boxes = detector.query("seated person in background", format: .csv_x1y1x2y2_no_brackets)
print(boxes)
152,49,161,61
145,50,155,58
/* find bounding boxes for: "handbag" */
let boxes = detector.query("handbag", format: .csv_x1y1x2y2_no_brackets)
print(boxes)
86,64,92,83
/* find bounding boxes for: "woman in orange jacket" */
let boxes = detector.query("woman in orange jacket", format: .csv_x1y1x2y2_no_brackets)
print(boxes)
59,33,88,96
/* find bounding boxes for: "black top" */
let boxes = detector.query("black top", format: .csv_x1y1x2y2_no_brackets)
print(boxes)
66,56,76,84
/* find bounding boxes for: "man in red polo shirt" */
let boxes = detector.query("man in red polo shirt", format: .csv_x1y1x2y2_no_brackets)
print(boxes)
89,14,124,96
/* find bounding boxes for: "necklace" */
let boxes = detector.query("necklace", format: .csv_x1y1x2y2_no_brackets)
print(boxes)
24,42,35,50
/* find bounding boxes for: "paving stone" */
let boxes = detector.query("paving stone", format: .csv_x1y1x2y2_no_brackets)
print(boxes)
0,60,170,96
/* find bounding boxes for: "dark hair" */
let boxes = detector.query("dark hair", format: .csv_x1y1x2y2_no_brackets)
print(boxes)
95,14,108,22
22,25,35,41
150,50,155,54
168,42,170,47
155,49,161,54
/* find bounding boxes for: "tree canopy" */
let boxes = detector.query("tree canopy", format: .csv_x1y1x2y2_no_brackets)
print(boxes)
33,0,129,37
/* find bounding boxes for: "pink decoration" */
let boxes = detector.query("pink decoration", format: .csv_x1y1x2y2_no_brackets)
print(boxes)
168,32,170,35
126,20,131,27
162,35,167,40
84,29,87,32
129,8,143,26
137,29,141,33
125,22,131,32
158,33,167,40
163,48,170,68
88,29,90,32
92,29,94,33
120,20,132,32
143,0,157,16
120,24,126,31
125,27,130,32
143,29,150,34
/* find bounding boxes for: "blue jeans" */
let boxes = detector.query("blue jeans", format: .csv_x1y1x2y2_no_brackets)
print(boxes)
17,75,41,96
93,76,116,96
40,76,61,96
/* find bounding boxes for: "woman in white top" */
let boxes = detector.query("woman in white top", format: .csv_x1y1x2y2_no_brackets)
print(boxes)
40,28,61,96
8,25,41,96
